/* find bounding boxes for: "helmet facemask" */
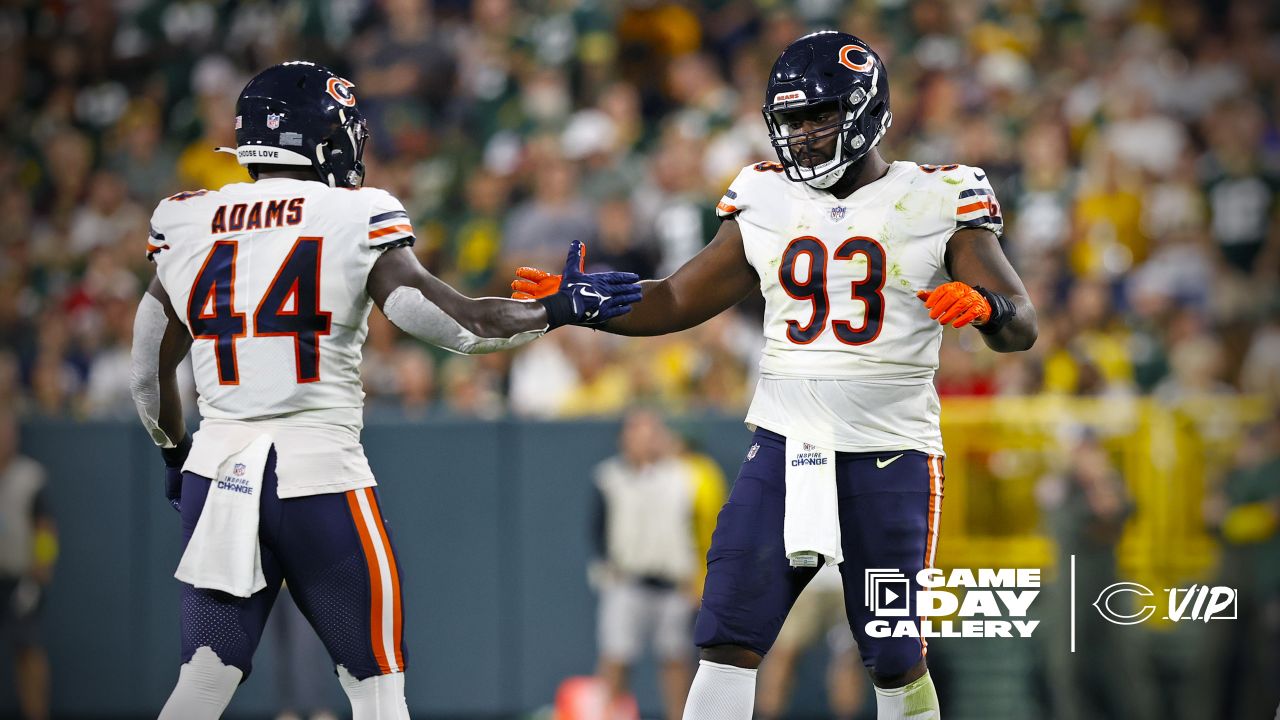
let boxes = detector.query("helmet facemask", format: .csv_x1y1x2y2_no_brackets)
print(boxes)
764,64,891,189
315,110,369,188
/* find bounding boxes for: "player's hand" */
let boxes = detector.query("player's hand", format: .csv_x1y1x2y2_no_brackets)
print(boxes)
511,266,561,300
160,434,192,513
509,234,588,300
538,241,642,328
916,282,992,328
164,467,182,512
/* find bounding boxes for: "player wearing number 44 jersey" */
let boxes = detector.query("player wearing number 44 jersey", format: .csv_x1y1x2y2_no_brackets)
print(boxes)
511,31,1036,720
129,62,640,720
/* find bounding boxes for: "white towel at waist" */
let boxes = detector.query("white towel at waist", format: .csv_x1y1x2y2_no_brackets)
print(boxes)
782,436,842,568
175,434,273,597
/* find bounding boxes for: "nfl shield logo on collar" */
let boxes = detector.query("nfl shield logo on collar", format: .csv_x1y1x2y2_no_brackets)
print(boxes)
266,113,281,129
830,206,846,222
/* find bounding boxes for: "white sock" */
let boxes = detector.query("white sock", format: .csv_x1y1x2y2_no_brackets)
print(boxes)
874,670,940,720
337,665,411,720
681,659,757,720
157,646,242,720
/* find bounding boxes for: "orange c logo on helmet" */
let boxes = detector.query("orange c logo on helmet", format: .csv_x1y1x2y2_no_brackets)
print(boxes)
326,77,357,107
838,44,874,73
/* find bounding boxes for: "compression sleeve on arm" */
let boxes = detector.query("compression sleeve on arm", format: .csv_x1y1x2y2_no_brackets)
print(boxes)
129,292,177,448
382,286,545,355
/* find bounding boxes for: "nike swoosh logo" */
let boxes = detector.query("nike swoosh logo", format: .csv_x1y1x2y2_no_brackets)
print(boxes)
567,283,608,318
974,171,986,180
876,454,904,469
567,283,606,300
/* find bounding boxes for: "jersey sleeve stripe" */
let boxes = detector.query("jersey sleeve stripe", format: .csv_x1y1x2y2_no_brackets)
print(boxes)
146,226,168,260
957,215,1002,228
370,236,415,250
369,210,410,224
956,200,992,215
957,188,993,199
145,239,171,260
368,224,414,240
716,201,739,214
369,219,410,233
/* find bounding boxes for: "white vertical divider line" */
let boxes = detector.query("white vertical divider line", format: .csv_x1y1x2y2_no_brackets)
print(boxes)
1070,553,1077,654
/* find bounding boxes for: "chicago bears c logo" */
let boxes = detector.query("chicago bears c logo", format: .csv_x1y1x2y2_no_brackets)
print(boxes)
838,44,874,73
326,77,357,106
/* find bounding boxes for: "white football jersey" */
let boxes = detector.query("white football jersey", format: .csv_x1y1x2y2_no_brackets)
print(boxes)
716,160,1003,455
148,177,415,496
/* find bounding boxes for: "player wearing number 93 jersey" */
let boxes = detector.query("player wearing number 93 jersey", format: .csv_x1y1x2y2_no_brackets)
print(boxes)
510,31,1037,720
129,61,640,720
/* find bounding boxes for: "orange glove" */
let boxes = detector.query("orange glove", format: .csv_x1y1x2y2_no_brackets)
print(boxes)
916,282,992,328
510,266,562,299
511,243,588,299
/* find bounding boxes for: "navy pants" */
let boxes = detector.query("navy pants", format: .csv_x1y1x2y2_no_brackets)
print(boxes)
693,428,944,678
178,450,406,680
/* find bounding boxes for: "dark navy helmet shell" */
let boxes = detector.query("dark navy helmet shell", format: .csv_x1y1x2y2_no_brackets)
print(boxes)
221,61,369,188
763,31,892,188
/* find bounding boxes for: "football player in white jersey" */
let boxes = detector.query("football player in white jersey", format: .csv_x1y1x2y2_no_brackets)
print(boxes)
510,32,1037,720
129,61,640,720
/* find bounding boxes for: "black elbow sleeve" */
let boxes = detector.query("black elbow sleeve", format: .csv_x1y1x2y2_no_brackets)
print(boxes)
160,433,192,469
974,286,1016,335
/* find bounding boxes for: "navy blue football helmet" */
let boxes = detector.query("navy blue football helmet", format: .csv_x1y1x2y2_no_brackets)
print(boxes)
221,61,368,188
763,31,892,188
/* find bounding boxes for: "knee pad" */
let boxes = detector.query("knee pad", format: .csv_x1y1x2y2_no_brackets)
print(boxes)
338,665,410,720
158,646,242,720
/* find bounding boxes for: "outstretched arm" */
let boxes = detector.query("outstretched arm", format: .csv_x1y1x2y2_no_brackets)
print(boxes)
937,228,1038,352
369,246,552,350
368,241,640,354
601,219,759,336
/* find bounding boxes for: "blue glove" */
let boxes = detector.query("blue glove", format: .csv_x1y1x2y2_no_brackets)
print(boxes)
164,467,183,512
160,434,191,513
538,241,643,328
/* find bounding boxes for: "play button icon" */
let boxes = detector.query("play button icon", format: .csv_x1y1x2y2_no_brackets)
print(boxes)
865,570,911,616
878,582,907,610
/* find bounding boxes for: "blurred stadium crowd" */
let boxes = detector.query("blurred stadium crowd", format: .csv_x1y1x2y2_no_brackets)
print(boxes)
1,0,1277,420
